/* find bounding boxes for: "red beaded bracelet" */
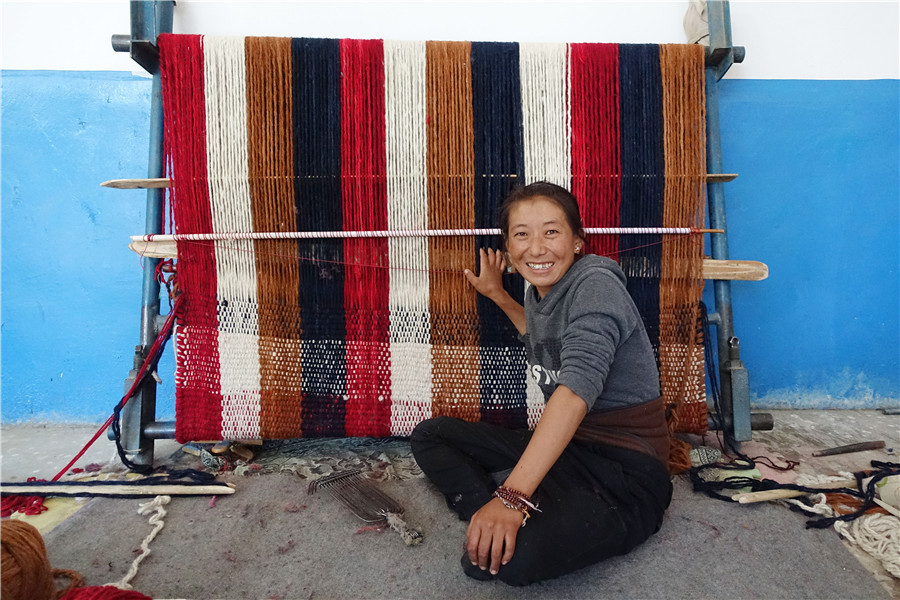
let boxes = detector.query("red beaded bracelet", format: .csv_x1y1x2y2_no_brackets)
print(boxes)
492,486,541,527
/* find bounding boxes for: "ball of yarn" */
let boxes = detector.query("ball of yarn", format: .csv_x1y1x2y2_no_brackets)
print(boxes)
1,520,150,600
1,519,57,600
60,586,153,600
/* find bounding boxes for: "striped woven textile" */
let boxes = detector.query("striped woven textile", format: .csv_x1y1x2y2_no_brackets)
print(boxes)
158,35,708,443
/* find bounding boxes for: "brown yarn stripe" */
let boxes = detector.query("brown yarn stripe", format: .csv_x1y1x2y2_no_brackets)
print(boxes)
658,44,708,432
245,36,303,438
425,41,481,421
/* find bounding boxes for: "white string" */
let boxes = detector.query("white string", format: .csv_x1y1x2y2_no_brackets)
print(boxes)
107,495,171,590
519,42,570,424
836,513,900,578
785,492,900,579
204,35,262,440
136,226,697,243
385,39,434,435
520,42,571,188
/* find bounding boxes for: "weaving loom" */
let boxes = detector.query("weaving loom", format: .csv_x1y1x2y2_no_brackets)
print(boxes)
153,35,710,444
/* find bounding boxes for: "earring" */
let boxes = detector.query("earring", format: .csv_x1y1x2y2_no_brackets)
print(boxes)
575,245,582,254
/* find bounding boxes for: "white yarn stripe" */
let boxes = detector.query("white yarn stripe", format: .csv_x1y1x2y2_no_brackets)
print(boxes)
203,35,262,440
384,39,432,436
520,42,571,187
520,42,570,422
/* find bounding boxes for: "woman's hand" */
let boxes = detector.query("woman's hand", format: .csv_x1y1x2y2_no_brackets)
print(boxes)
464,248,507,303
466,496,523,575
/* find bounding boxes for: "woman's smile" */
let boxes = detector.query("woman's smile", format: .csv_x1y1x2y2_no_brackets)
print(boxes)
506,196,583,297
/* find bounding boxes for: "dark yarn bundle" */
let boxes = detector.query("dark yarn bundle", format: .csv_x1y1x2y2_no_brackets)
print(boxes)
690,459,900,529
693,304,900,527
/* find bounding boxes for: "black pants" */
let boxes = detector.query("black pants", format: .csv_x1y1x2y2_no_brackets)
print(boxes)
410,416,672,586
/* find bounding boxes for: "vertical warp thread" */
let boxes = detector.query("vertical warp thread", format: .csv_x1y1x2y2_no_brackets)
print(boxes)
160,33,224,443
292,37,347,437
570,43,620,259
618,44,664,361
426,41,480,421
470,41,528,428
659,44,707,433
203,35,263,441
340,38,392,436
384,40,433,435
519,42,571,187
160,35,711,440
518,42,569,427
245,36,303,438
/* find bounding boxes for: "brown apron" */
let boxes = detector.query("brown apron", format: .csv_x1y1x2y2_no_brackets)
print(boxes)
572,396,671,472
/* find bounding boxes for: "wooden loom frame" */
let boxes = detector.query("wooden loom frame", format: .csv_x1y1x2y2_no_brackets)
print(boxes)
109,0,771,467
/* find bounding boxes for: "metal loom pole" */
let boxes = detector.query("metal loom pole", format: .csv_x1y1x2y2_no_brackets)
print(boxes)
703,0,769,442
111,0,175,467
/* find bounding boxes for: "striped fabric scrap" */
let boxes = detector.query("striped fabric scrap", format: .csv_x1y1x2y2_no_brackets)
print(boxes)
158,35,709,443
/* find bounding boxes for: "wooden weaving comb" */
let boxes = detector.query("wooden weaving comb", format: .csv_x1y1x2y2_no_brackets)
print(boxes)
308,469,423,546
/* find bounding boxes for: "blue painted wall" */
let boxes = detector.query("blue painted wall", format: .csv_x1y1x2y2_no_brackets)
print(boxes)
716,79,899,408
1,71,176,422
1,70,898,423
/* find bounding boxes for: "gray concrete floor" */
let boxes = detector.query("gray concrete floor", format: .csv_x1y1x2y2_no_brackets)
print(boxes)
2,409,899,597
0,423,182,482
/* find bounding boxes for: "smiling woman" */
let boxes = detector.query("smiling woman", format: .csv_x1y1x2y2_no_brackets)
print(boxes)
412,181,673,586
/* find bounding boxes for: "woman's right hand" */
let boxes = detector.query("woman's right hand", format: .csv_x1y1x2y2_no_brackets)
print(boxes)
464,248,507,302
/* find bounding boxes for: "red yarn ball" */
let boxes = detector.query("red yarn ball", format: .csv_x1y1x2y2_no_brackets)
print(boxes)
60,586,153,600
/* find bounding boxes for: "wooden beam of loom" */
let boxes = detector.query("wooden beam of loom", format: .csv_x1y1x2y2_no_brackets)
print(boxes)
127,240,768,281
101,173,739,189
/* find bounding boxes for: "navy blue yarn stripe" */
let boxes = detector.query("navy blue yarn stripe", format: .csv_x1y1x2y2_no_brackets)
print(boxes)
471,42,528,428
618,44,663,356
291,38,347,437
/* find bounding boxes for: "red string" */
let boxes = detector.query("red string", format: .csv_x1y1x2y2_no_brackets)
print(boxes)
340,39,392,436
0,478,50,517
47,295,184,483
571,43,620,259
60,586,153,600
1,299,179,515
158,33,223,440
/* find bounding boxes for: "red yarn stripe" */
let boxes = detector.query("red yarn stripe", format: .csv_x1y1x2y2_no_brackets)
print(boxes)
159,34,224,443
340,39,392,436
570,43,621,258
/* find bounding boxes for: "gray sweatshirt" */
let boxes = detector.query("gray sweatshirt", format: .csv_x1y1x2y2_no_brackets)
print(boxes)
521,254,661,412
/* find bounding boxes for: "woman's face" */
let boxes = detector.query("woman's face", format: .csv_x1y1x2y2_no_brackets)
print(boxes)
505,196,583,297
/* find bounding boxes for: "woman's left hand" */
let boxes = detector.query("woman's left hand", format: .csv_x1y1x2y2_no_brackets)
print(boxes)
465,497,523,575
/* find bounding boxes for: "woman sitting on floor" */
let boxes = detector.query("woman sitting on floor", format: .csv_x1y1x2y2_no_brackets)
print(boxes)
411,181,673,586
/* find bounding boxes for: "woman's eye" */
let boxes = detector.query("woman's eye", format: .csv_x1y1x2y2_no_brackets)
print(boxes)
546,230,558,236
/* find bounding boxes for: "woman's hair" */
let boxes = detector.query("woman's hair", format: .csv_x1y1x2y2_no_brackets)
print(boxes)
498,181,585,250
